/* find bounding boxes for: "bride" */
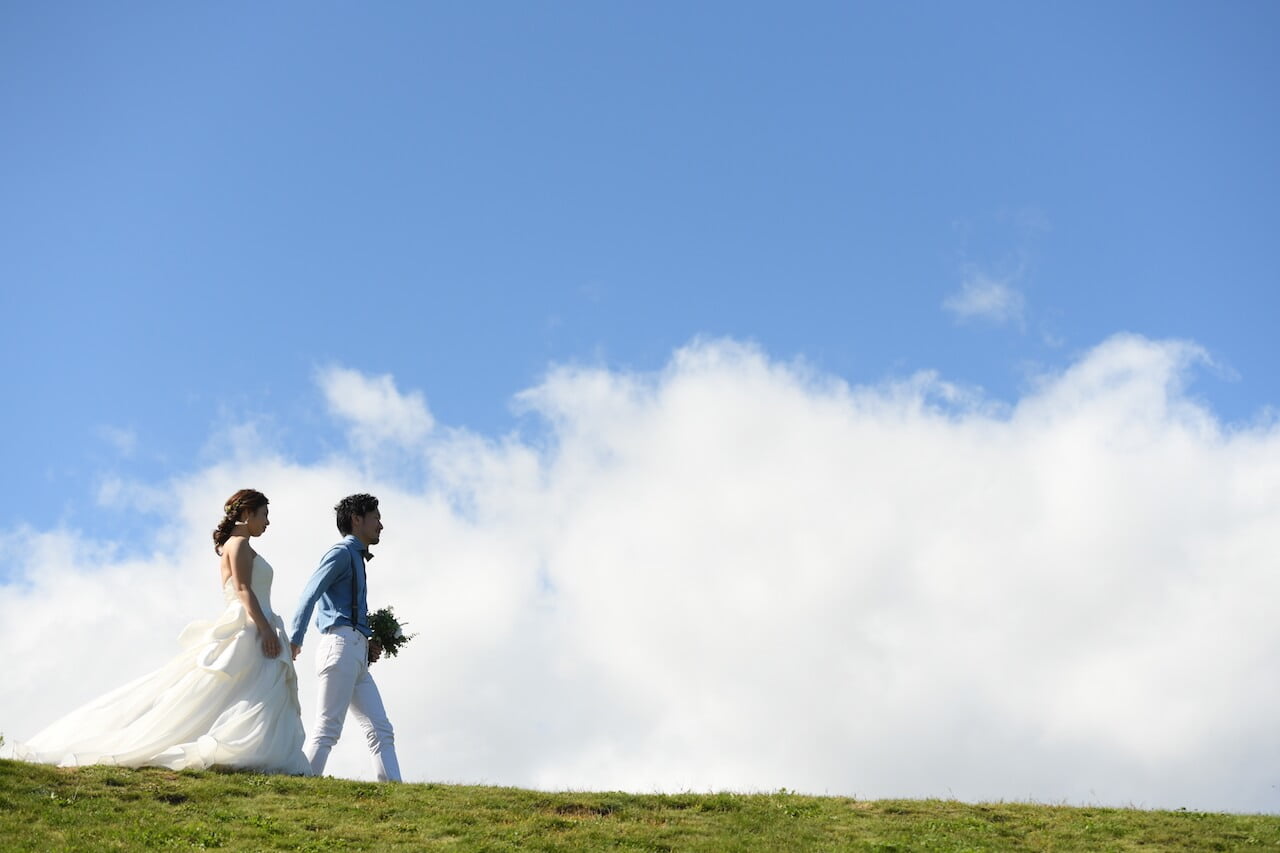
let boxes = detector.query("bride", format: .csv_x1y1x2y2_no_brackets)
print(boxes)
7,489,311,775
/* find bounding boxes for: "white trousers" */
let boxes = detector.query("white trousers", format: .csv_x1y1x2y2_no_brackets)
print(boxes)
305,626,401,782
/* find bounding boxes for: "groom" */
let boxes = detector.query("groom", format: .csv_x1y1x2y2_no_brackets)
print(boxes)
289,493,402,782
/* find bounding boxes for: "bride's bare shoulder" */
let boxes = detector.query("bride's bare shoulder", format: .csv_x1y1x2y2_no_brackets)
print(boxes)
223,535,257,561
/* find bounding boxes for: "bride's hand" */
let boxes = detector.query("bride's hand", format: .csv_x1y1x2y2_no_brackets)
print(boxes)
261,630,281,659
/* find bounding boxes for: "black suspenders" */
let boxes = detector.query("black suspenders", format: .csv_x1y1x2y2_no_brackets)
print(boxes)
349,546,362,632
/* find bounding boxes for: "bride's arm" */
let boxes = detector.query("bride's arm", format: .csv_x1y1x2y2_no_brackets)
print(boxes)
226,538,281,659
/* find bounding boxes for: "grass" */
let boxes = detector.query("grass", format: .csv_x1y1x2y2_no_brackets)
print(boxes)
1,759,1277,851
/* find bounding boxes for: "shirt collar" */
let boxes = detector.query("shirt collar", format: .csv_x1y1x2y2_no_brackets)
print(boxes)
343,534,374,562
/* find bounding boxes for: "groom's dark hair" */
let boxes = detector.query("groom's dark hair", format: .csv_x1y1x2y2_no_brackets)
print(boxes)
335,493,379,535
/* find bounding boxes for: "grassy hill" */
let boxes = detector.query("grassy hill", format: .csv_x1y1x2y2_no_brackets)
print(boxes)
1,759,1276,851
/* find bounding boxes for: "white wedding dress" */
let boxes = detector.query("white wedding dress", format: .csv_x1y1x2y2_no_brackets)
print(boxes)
10,555,311,775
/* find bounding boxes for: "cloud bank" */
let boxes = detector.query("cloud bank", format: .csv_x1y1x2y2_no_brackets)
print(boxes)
3,334,1278,813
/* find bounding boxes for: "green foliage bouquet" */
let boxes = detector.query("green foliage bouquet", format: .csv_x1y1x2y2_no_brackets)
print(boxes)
368,606,416,658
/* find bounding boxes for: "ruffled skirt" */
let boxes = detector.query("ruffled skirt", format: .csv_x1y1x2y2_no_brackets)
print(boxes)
9,602,311,775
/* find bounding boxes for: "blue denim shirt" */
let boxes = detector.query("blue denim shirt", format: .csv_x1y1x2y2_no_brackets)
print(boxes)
289,535,371,645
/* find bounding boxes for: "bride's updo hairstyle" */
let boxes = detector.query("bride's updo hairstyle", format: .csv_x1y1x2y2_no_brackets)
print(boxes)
213,489,269,554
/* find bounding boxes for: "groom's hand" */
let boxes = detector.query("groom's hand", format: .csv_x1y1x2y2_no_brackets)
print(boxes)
290,643,302,661
368,640,384,664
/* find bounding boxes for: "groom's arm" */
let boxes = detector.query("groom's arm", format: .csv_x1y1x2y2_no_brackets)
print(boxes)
288,546,349,649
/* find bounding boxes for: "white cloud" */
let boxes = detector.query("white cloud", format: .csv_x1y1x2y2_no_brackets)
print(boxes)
4,337,1279,814
318,366,435,449
95,476,171,514
944,272,1027,328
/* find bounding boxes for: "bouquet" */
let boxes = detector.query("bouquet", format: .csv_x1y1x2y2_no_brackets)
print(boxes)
367,606,417,659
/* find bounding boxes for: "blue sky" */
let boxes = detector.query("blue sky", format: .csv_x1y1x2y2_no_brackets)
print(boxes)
5,4,1280,808
3,2,1278,540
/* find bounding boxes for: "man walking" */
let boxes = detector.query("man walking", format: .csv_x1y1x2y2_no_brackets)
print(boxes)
290,493,401,782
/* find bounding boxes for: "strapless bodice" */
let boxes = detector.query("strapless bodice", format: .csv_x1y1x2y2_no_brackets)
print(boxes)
222,553,276,616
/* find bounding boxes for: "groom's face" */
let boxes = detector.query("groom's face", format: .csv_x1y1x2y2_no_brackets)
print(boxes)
352,508,383,546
